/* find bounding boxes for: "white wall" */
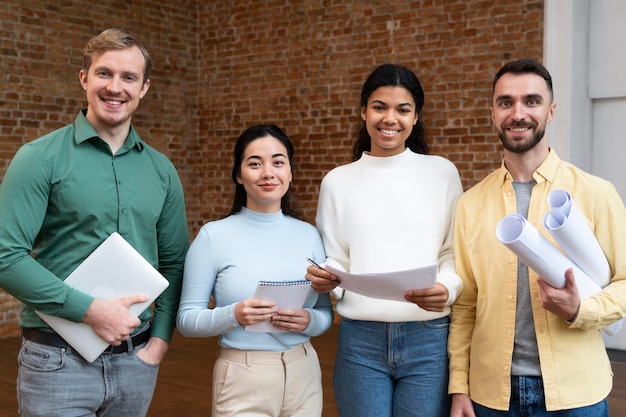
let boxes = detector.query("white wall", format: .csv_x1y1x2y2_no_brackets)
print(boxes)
545,0,626,350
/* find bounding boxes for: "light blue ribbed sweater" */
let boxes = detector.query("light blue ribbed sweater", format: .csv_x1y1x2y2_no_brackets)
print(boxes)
177,207,333,351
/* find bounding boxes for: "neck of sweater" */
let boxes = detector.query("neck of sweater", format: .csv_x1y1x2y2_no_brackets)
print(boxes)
238,206,284,226
359,148,414,169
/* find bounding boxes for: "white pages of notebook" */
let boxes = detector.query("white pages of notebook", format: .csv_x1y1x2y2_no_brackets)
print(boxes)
244,280,311,333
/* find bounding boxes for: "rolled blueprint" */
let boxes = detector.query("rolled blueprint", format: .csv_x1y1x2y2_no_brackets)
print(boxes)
496,214,621,335
542,189,611,288
497,214,599,292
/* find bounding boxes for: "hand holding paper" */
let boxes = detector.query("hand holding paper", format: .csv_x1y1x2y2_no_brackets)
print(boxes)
404,282,450,312
323,264,437,303
305,258,340,293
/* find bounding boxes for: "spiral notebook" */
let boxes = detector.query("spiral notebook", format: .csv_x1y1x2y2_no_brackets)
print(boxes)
35,232,169,362
244,280,312,333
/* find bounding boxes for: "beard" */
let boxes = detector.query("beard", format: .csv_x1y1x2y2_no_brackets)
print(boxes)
497,123,545,154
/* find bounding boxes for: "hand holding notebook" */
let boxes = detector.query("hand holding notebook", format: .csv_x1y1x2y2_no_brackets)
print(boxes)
244,280,311,333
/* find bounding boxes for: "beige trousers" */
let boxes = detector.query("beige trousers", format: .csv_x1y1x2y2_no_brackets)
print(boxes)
212,341,323,417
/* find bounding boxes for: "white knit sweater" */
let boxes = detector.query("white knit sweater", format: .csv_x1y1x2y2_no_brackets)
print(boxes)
316,148,463,322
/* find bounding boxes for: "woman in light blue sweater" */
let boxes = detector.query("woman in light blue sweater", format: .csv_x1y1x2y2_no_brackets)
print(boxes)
177,124,333,417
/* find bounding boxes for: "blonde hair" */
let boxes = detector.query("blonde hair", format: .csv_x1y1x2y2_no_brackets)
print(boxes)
82,28,152,84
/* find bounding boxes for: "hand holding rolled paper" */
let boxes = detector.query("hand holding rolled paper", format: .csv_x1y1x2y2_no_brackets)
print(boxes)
496,213,599,294
496,193,622,336
542,189,611,288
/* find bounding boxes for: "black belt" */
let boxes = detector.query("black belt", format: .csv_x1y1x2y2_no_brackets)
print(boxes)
21,326,151,354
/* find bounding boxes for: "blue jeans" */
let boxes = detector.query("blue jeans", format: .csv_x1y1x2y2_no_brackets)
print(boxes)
17,339,159,417
472,376,609,417
333,317,450,417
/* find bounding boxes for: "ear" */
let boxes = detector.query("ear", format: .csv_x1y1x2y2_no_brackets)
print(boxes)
546,102,556,124
139,79,151,99
360,107,367,122
413,113,418,126
79,70,88,91
236,174,243,185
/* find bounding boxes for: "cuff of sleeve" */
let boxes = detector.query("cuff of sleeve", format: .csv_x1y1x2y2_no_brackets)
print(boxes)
448,371,470,395
331,287,344,300
66,289,95,322
437,271,463,306
150,316,175,343
566,302,581,324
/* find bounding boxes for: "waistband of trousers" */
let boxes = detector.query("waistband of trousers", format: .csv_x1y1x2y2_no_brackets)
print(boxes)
218,340,313,365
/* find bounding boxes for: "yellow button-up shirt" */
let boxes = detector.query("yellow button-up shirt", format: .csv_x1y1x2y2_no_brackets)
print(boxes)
449,149,626,411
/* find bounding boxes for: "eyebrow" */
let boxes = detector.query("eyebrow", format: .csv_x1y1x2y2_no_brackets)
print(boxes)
371,99,414,108
92,65,142,79
495,93,544,102
245,153,287,160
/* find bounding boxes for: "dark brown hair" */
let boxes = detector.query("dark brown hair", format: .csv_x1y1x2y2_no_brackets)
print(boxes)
353,64,429,160
229,124,301,219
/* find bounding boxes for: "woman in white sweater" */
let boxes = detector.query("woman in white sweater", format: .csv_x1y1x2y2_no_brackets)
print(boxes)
306,64,463,417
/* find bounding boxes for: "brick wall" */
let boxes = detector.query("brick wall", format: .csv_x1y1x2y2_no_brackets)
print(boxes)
0,0,200,336
196,0,544,225
0,0,544,335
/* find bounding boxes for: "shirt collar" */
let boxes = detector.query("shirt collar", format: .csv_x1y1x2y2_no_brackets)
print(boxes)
73,109,145,152
498,148,561,185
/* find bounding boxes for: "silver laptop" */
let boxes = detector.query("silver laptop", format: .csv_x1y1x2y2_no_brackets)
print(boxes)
36,232,169,362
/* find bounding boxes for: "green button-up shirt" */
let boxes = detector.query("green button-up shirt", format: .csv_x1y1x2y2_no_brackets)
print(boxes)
0,110,190,343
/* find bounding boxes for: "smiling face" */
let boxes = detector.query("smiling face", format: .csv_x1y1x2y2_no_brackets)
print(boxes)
79,46,150,135
237,135,293,213
361,86,418,157
491,72,556,154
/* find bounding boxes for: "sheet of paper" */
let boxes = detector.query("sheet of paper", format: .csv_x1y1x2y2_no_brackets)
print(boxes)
496,213,622,335
245,280,311,333
324,264,437,303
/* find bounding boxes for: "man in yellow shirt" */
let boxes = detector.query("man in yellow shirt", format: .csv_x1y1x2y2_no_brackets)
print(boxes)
448,58,626,416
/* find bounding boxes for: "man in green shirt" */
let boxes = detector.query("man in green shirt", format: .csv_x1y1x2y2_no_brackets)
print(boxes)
0,28,190,416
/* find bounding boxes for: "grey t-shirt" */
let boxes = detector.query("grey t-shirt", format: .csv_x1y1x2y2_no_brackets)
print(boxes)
511,180,542,376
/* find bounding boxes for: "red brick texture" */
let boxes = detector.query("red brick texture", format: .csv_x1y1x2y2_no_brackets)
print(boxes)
0,0,544,335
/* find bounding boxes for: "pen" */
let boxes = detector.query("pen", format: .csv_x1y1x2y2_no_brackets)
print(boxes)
306,257,326,271
306,257,340,284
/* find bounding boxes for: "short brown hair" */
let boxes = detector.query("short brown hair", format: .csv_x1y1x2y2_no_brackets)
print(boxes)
82,28,152,84
492,58,553,101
